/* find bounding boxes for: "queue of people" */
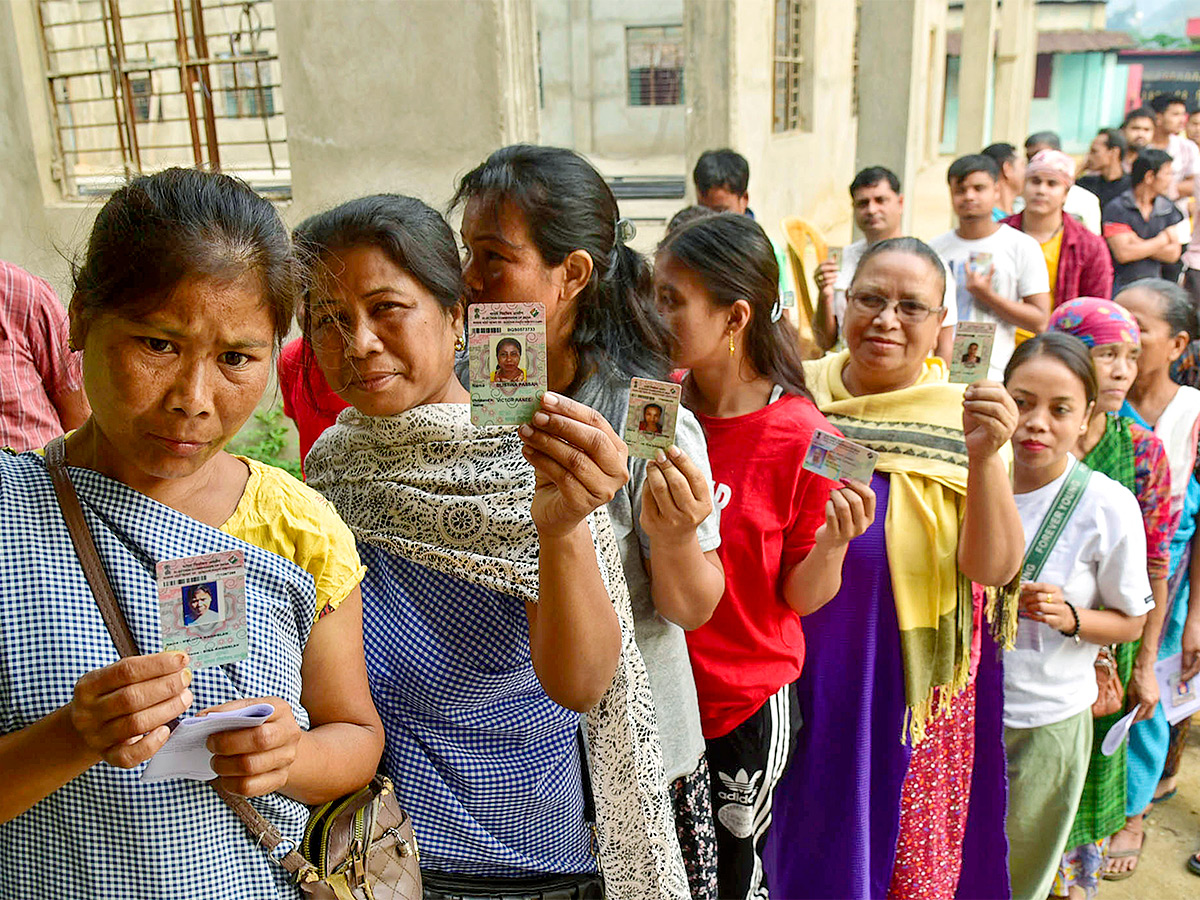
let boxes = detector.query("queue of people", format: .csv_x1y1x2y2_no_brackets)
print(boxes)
1,121,1200,900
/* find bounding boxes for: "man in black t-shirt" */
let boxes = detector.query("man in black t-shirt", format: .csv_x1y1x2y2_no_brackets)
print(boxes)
1078,128,1132,210
1102,149,1184,292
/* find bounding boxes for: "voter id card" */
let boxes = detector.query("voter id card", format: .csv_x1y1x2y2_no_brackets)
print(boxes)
801,429,878,483
156,550,248,669
468,302,548,427
949,321,996,384
623,377,682,459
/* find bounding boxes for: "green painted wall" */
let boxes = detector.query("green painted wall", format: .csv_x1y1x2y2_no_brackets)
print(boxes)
942,50,1127,156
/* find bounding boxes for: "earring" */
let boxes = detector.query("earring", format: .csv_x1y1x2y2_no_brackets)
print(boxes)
729,333,736,356
454,335,466,352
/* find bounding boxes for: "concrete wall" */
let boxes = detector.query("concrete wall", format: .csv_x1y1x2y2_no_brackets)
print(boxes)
946,0,1107,31
0,0,539,300
855,0,951,233
0,1,100,300
536,0,685,158
277,0,539,220
686,0,857,244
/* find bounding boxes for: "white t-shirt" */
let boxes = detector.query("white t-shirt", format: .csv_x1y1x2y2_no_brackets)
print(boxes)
929,225,1050,381
831,238,958,334
1004,459,1153,730
1166,133,1199,248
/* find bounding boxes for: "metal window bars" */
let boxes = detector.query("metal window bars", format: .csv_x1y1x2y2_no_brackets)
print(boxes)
772,0,805,133
36,0,289,198
626,25,684,107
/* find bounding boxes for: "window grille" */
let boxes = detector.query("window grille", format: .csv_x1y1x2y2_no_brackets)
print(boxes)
36,0,289,198
627,25,684,107
772,0,810,133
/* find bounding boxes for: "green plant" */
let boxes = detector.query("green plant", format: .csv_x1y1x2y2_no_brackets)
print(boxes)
232,404,302,479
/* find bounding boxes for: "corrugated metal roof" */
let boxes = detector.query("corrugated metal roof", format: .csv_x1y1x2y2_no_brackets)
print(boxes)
945,29,1136,57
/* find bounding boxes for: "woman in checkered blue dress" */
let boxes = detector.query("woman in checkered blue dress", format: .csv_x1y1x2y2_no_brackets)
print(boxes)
300,194,691,900
0,169,384,899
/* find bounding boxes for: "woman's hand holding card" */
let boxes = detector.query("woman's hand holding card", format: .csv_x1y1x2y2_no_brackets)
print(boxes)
202,697,302,797
520,391,630,538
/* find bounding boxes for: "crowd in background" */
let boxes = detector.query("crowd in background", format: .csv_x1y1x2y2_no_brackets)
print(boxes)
1,93,1200,900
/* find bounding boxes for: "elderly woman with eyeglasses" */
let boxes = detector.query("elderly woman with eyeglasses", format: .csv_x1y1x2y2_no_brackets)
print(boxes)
764,237,1025,899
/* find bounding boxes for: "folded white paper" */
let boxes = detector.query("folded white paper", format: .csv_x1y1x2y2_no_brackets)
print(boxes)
1154,652,1200,726
1100,704,1141,757
141,703,274,783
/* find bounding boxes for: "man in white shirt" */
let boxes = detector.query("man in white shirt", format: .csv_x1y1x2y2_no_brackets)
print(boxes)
1148,95,1198,283
930,155,1051,381
1022,132,1102,235
813,166,957,358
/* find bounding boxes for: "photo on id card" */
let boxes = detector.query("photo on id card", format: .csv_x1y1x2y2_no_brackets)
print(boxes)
469,302,548,427
801,429,878,483
623,377,681,459
157,550,248,669
949,322,996,384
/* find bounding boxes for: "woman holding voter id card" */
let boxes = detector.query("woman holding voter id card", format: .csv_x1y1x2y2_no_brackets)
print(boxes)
298,194,689,900
456,145,726,899
766,237,1025,899
1001,332,1151,900
654,212,876,899
0,169,384,899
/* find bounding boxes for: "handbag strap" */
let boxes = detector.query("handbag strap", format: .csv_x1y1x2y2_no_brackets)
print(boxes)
43,436,317,882
46,436,140,657
1021,457,1092,583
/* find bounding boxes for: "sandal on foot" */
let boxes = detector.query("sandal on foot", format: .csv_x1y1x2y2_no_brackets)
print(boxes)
1152,787,1178,804
1188,851,1200,877
1101,832,1147,882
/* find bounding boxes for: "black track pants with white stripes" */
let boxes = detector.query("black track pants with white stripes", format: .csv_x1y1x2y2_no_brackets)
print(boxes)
704,683,801,900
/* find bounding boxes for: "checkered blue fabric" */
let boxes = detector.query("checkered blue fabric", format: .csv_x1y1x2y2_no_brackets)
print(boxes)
0,451,317,899
360,544,596,878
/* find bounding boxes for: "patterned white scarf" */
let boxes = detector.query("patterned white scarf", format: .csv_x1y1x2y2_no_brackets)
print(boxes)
307,403,688,900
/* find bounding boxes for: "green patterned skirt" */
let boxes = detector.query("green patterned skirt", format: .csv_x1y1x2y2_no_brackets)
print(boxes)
1064,640,1136,848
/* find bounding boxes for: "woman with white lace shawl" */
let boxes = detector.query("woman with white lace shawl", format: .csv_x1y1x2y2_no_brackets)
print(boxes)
298,195,689,900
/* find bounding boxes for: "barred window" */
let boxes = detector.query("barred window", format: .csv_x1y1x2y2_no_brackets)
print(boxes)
772,0,812,133
36,0,289,198
627,25,683,107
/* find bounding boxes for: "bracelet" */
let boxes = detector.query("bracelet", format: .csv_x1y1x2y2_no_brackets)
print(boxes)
1061,600,1081,643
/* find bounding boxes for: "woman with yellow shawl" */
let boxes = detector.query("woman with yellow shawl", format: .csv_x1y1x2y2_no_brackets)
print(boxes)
764,237,1024,899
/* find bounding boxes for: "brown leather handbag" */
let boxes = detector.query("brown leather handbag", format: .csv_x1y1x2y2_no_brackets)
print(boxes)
1092,646,1125,718
46,437,422,900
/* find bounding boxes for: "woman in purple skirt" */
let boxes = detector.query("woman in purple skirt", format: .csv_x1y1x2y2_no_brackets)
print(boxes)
764,238,1023,899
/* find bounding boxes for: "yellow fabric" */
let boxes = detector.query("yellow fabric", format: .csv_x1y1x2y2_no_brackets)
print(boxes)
490,369,527,383
224,457,365,623
802,351,1018,742
33,442,364,623
1041,228,1063,304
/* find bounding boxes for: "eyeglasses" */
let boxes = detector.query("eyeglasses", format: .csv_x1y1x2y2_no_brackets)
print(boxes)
846,293,943,324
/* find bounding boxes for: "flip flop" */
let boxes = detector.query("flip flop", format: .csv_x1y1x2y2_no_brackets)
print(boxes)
1152,787,1178,804
1101,831,1147,882
1189,851,1200,877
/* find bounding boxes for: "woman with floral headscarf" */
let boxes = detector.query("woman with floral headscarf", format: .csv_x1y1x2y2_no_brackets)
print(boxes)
1048,297,1175,899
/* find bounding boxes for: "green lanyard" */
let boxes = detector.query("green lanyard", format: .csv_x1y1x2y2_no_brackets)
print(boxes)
1021,458,1093,582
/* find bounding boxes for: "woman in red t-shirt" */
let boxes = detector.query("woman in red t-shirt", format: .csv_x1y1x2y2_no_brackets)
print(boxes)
654,212,876,899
